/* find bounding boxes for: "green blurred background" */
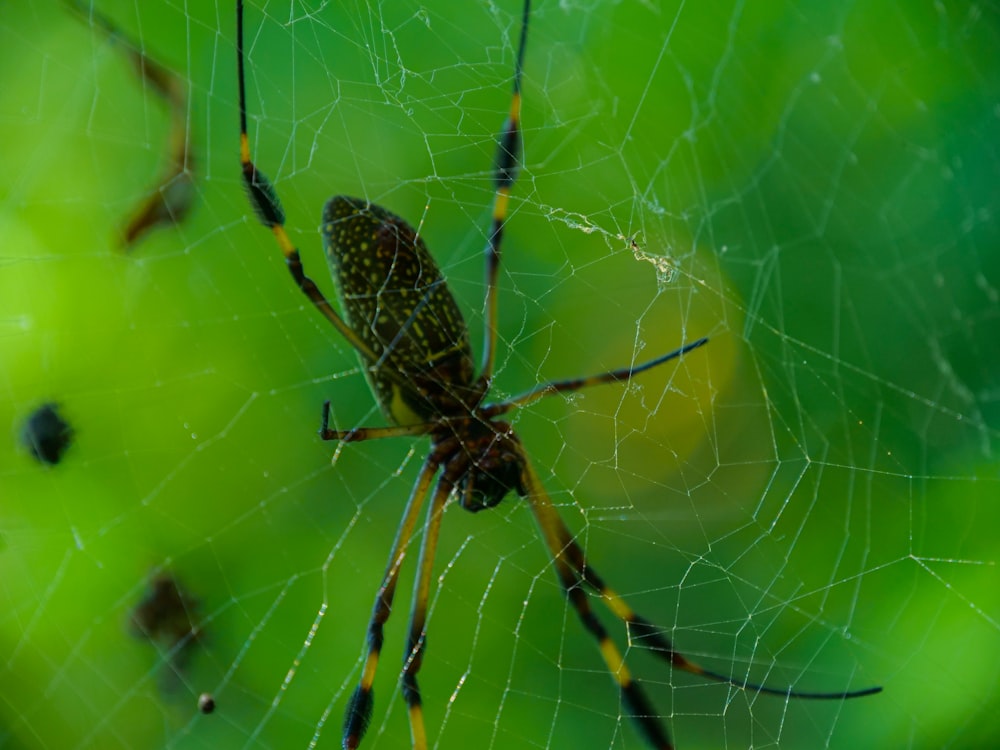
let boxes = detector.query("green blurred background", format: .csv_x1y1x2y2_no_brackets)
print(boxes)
2,1,998,748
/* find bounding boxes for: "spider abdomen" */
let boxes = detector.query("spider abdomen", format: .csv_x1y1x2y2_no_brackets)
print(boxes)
321,196,477,424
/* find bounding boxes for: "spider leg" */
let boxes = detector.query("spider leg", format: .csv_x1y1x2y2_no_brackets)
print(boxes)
343,454,441,750
400,473,454,750
478,0,530,386
518,458,881,748
319,401,434,442
319,424,434,443
575,565,882,701
485,336,708,418
236,0,380,367
518,458,676,749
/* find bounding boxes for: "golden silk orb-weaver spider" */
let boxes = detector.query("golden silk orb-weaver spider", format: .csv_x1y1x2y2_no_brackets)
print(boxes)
235,2,882,747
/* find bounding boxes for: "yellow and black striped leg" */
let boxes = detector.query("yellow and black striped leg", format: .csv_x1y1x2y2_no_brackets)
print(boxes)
342,456,440,750
589,571,882,700
519,457,881,750
478,0,530,384
400,475,454,750
236,0,381,365
552,525,882,701
518,458,676,749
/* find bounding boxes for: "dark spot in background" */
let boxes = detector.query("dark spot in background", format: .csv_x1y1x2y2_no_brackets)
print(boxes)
21,403,74,465
130,574,202,689
197,693,215,714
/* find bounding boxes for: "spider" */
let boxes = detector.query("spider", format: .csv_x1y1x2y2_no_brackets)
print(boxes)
235,2,881,747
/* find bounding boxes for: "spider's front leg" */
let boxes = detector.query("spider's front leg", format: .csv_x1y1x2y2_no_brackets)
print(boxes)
517,458,676,748
342,457,440,749
398,469,455,750
343,442,463,750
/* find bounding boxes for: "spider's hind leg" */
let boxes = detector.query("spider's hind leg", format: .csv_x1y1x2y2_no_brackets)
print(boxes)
478,0,531,386
236,0,383,367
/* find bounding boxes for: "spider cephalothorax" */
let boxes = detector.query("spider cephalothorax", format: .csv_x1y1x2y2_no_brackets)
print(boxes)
435,417,525,512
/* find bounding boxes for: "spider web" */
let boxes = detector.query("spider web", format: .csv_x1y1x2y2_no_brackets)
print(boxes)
1,1,998,748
